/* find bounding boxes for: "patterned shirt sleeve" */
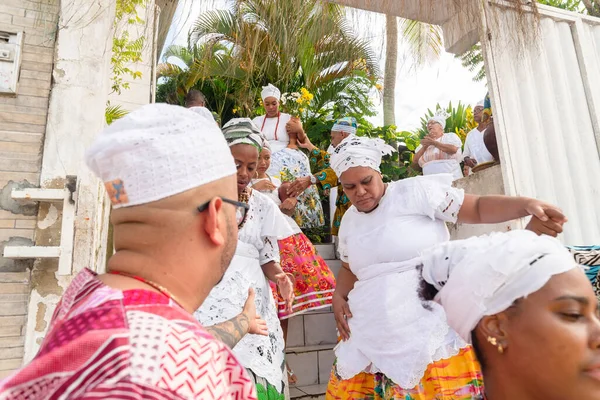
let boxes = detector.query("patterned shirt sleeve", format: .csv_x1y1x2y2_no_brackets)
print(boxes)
309,148,339,190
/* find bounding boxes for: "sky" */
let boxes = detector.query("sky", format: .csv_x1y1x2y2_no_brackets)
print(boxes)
161,0,488,132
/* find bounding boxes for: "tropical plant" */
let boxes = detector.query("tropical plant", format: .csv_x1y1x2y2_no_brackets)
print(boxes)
105,102,129,125
157,0,381,123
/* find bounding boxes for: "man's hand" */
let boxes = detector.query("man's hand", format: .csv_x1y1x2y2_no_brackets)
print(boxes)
243,288,268,336
252,180,277,192
288,176,312,197
464,157,477,168
525,207,567,237
525,200,568,225
332,293,352,341
297,133,315,151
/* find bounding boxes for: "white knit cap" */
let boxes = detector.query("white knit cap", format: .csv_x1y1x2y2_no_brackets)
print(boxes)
261,84,281,101
420,230,580,343
85,103,236,208
330,136,395,177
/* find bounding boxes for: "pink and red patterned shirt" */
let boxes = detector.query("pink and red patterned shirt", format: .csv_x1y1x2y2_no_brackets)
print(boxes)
0,269,257,400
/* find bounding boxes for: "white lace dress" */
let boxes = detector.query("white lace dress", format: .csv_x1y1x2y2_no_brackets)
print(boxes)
335,174,469,389
194,190,295,392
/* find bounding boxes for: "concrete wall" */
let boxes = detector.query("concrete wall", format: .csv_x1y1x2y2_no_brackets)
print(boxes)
449,165,519,240
0,0,60,378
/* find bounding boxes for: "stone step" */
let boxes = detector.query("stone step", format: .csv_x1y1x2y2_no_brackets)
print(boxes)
290,384,327,399
286,343,335,388
314,244,336,261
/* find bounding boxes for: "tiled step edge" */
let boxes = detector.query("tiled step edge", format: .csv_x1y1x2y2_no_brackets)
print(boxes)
286,343,335,354
290,384,327,399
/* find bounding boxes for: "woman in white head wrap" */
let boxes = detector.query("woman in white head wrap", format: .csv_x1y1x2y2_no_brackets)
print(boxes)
252,84,294,154
195,118,296,400
412,109,464,181
463,100,495,176
325,135,567,399
419,230,600,400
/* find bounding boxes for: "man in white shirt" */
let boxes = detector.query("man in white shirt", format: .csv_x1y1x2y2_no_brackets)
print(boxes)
463,101,494,175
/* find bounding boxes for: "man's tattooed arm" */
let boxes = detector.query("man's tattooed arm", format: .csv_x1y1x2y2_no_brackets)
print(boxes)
205,313,251,349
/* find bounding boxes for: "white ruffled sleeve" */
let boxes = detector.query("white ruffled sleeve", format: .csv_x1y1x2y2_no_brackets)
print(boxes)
411,174,465,223
254,191,295,265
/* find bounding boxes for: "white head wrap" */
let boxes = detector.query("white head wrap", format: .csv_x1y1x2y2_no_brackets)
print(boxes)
261,84,281,101
420,230,580,343
331,116,358,136
330,136,395,177
222,118,264,149
86,103,235,208
475,100,485,108
428,109,450,130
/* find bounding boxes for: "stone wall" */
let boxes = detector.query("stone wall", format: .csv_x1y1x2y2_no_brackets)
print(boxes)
449,165,520,240
0,0,60,378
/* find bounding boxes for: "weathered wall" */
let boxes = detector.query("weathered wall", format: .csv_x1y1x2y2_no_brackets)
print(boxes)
449,165,519,240
0,0,60,378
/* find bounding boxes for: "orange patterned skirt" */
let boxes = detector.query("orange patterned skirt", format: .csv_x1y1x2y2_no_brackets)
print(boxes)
270,232,336,319
326,347,484,400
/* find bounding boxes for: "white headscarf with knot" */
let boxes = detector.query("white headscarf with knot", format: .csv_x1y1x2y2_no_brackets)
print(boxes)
420,230,580,343
261,84,281,101
428,109,450,130
330,136,395,177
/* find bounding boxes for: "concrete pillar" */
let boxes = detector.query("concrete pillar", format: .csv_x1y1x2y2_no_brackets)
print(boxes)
23,0,116,362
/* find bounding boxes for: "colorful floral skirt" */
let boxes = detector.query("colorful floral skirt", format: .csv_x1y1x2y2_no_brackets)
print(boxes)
326,347,484,400
270,233,336,319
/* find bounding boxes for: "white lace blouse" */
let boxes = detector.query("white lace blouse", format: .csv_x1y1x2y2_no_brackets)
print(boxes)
335,174,469,388
194,190,295,391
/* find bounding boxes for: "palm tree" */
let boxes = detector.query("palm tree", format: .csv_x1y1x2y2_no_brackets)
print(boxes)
161,0,380,117
383,18,442,127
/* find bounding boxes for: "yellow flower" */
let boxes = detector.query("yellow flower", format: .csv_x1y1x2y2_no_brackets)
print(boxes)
232,108,238,114
299,108,305,113
375,83,383,91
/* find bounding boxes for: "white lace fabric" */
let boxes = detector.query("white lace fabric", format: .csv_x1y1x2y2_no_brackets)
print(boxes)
335,175,468,388
194,191,294,391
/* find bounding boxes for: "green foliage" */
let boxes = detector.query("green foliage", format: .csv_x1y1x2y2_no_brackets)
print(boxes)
110,0,146,96
105,102,129,125
156,0,380,124
359,125,420,182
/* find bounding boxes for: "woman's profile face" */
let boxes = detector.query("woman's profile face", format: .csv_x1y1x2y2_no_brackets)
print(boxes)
263,97,279,118
482,268,600,399
340,166,385,213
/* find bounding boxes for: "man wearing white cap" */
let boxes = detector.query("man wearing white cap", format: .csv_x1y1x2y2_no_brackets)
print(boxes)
252,83,294,155
0,104,259,399
463,100,494,175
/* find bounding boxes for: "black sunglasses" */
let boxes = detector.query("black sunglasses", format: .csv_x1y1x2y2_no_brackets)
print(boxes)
198,197,250,227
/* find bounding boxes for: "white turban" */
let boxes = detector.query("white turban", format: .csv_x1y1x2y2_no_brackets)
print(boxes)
476,100,485,108
261,84,281,101
420,230,580,343
330,136,395,177
428,109,450,130
86,104,235,208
